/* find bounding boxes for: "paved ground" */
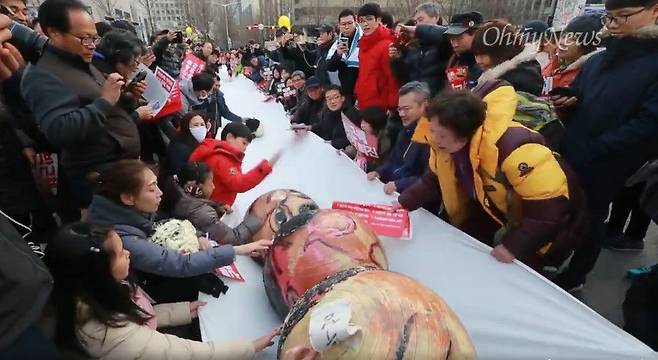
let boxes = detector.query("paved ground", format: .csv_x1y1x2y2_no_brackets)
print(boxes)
576,223,658,326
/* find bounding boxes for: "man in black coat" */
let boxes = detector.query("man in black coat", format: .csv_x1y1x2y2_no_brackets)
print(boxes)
389,3,453,96
291,76,325,126
443,12,484,89
326,9,361,102
22,0,141,209
312,84,360,151
552,0,658,292
314,24,338,86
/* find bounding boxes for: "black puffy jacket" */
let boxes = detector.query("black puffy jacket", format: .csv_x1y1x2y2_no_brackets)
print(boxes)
390,24,453,96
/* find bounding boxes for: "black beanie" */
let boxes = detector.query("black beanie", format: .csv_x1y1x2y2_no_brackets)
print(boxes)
564,14,604,35
606,0,657,10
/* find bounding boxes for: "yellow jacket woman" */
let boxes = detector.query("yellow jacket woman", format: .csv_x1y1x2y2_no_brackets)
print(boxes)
399,84,586,269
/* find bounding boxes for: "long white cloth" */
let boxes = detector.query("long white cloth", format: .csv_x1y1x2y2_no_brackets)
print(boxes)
198,74,658,360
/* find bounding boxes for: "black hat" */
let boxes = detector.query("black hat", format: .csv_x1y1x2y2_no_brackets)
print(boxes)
522,20,549,38
305,76,322,89
316,24,335,34
564,14,604,35
221,122,254,142
245,118,264,137
445,12,484,35
606,0,658,10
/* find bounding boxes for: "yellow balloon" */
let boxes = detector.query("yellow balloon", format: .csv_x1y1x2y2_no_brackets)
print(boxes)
185,26,193,35
277,15,291,31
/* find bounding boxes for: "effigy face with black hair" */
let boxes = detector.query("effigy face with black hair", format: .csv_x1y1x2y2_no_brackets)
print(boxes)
263,209,388,318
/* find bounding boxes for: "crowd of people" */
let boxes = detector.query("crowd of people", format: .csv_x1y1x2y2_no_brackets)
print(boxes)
1,0,658,358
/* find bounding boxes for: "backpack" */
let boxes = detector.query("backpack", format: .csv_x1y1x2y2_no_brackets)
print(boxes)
513,91,565,150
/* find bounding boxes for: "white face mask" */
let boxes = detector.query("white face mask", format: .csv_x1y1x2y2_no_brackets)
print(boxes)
190,126,208,142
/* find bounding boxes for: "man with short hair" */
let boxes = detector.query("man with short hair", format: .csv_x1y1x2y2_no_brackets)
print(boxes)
389,2,453,96
444,12,483,89
312,84,360,151
0,0,28,25
355,3,399,110
152,29,186,78
314,24,339,86
22,0,141,209
271,27,296,72
326,9,361,102
552,0,658,292
366,81,430,195
291,76,325,126
202,70,244,129
180,72,215,114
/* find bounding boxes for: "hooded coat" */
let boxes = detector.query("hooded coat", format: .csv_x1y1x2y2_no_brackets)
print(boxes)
477,44,544,96
390,24,453,96
169,183,263,245
355,26,400,109
560,25,658,200
400,84,586,268
87,194,236,277
541,48,604,94
189,139,272,206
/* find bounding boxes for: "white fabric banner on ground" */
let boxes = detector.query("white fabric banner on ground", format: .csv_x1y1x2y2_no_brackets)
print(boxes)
198,74,657,360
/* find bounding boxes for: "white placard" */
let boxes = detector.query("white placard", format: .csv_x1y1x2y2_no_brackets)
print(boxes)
308,298,360,352
138,64,170,115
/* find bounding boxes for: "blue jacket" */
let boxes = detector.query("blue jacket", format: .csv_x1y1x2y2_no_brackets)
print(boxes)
87,195,235,278
376,121,430,192
560,26,658,196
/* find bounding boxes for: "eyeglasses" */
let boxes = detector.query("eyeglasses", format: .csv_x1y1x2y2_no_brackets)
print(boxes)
325,95,342,102
69,33,101,47
358,16,376,25
601,6,651,26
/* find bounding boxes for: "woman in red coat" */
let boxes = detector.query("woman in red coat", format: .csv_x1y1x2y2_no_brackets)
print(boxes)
542,15,603,95
355,3,399,110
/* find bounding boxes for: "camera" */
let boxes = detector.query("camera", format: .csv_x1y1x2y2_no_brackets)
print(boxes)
338,36,349,48
8,21,49,63
392,32,412,51
173,31,184,44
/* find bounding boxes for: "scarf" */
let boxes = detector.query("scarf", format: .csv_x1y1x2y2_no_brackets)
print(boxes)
326,25,363,68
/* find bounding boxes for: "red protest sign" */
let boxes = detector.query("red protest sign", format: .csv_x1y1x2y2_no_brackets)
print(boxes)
332,201,411,239
179,54,206,81
216,262,245,282
32,153,58,196
342,114,378,158
152,67,182,120
446,66,468,90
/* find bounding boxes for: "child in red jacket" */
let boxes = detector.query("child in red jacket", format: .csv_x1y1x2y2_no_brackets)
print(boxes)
189,123,278,206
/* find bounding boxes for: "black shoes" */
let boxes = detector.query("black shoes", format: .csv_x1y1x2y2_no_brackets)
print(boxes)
606,235,645,252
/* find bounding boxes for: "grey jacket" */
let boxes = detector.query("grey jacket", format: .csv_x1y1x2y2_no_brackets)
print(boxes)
171,185,262,245
21,46,140,175
180,79,204,114
0,215,53,349
87,195,235,277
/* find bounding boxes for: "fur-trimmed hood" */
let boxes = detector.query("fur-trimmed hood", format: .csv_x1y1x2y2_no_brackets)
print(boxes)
564,48,605,72
600,24,658,41
478,44,540,83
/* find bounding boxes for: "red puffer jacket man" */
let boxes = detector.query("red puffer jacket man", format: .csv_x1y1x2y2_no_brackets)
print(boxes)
355,5,399,110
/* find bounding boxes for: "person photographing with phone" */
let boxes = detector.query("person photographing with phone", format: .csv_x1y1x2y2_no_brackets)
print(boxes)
326,9,362,103
22,0,143,211
550,0,658,292
92,29,153,121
